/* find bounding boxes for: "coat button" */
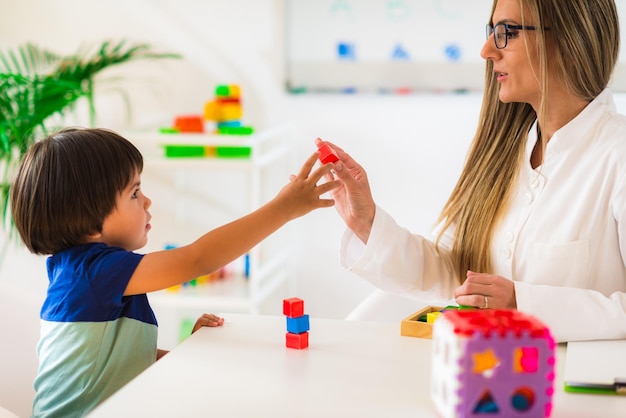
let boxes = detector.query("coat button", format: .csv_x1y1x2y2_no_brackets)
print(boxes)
524,193,533,203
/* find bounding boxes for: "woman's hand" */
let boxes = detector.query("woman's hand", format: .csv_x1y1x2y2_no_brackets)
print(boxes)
192,313,225,334
454,271,517,309
314,138,376,244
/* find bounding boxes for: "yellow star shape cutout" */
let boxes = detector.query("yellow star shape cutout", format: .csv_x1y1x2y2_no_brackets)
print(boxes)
473,349,500,377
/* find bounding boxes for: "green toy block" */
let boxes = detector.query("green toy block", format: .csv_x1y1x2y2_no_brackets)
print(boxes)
163,145,206,158
159,127,180,134
215,84,230,97
217,126,254,135
216,146,252,158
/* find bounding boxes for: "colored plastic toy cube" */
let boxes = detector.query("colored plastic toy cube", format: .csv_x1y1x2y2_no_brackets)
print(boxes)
286,331,309,349
174,115,204,133
317,142,339,164
431,309,555,418
283,297,304,318
215,84,240,98
214,103,240,121
286,314,310,334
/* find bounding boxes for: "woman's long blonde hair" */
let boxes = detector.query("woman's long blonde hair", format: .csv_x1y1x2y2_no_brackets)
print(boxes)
436,0,620,281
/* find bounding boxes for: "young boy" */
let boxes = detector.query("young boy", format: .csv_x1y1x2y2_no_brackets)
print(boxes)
9,127,339,417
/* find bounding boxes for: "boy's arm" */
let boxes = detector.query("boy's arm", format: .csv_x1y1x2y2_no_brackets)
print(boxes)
124,151,339,295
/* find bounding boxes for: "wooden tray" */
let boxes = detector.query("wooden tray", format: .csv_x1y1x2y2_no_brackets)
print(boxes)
400,305,445,339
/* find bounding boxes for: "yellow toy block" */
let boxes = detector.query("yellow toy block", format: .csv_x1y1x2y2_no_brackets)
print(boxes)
218,103,242,121
227,84,240,98
427,311,442,323
204,101,218,120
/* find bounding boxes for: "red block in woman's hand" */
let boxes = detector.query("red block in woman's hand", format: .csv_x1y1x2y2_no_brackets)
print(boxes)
318,142,339,164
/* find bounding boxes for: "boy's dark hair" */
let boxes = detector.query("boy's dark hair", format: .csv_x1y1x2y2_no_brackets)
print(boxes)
10,127,144,255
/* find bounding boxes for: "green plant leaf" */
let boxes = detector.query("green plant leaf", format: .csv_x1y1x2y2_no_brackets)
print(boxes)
0,40,180,237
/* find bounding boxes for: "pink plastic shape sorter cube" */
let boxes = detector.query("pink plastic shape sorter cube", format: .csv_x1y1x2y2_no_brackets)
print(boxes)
283,297,304,318
431,309,555,418
286,331,309,349
317,142,339,164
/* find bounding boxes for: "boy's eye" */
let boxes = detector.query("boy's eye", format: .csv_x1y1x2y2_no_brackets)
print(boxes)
132,189,139,198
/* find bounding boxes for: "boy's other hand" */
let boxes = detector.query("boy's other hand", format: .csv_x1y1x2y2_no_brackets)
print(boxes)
192,313,225,334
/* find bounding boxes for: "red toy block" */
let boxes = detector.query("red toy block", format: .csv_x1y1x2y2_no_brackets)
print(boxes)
174,115,204,133
286,332,309,349
283,297,304,318
317,142,339,164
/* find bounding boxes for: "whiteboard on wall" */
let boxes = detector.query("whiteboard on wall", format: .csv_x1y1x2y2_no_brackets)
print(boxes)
285,0,626,93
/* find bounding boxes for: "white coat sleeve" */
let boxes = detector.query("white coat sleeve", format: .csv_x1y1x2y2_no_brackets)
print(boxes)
339,205,459,301
515,283,626,342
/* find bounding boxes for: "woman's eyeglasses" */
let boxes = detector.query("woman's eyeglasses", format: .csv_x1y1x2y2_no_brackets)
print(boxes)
486,23,547,49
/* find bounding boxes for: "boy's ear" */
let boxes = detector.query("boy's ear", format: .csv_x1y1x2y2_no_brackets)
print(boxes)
86,230,103,242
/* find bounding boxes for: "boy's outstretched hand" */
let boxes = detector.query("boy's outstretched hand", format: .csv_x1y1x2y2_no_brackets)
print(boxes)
192,313,225,334
277,151,341,220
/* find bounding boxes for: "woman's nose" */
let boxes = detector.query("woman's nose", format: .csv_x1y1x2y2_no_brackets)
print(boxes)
481,35,498,61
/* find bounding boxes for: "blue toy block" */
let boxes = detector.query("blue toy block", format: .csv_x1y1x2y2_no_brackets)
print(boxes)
286,314,310,334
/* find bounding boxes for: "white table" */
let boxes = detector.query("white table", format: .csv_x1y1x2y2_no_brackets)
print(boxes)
89,314,626,417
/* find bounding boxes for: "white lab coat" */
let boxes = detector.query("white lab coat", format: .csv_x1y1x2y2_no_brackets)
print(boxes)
340,89,626,342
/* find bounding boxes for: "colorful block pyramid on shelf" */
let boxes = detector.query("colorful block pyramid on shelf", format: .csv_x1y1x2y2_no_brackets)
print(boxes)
431,309,556,418
283,297,309,349
204,84,254,135
163,84,254,135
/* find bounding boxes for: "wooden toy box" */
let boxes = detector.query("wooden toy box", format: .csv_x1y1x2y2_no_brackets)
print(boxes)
400,305,444,339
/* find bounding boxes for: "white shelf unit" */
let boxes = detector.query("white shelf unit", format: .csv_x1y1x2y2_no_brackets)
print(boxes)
130,124,297,346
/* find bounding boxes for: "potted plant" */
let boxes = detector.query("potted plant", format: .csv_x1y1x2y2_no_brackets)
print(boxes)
0,40,179,251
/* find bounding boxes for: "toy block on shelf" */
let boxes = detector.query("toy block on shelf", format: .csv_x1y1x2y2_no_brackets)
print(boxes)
286,314,310,334
203,84,254,135
174,115,205,133
283,297,304,318
431,309,555,418
215,146,252,158
217,120,242,128
217,126,255,135
286,331,309,349
215,84,240,98
317,142,339,164
218,103,243,121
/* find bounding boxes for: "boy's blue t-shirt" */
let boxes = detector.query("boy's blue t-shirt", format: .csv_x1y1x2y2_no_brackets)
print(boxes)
32,243,157,418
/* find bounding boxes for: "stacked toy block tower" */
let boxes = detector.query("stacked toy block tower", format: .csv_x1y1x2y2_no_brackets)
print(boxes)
431,309,555,418
204,84,254,135
283,297,309,349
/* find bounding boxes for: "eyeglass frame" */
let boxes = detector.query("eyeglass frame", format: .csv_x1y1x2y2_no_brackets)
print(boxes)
486,23,549,49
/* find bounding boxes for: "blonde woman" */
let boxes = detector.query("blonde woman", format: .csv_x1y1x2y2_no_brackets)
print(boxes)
319,0,626,342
